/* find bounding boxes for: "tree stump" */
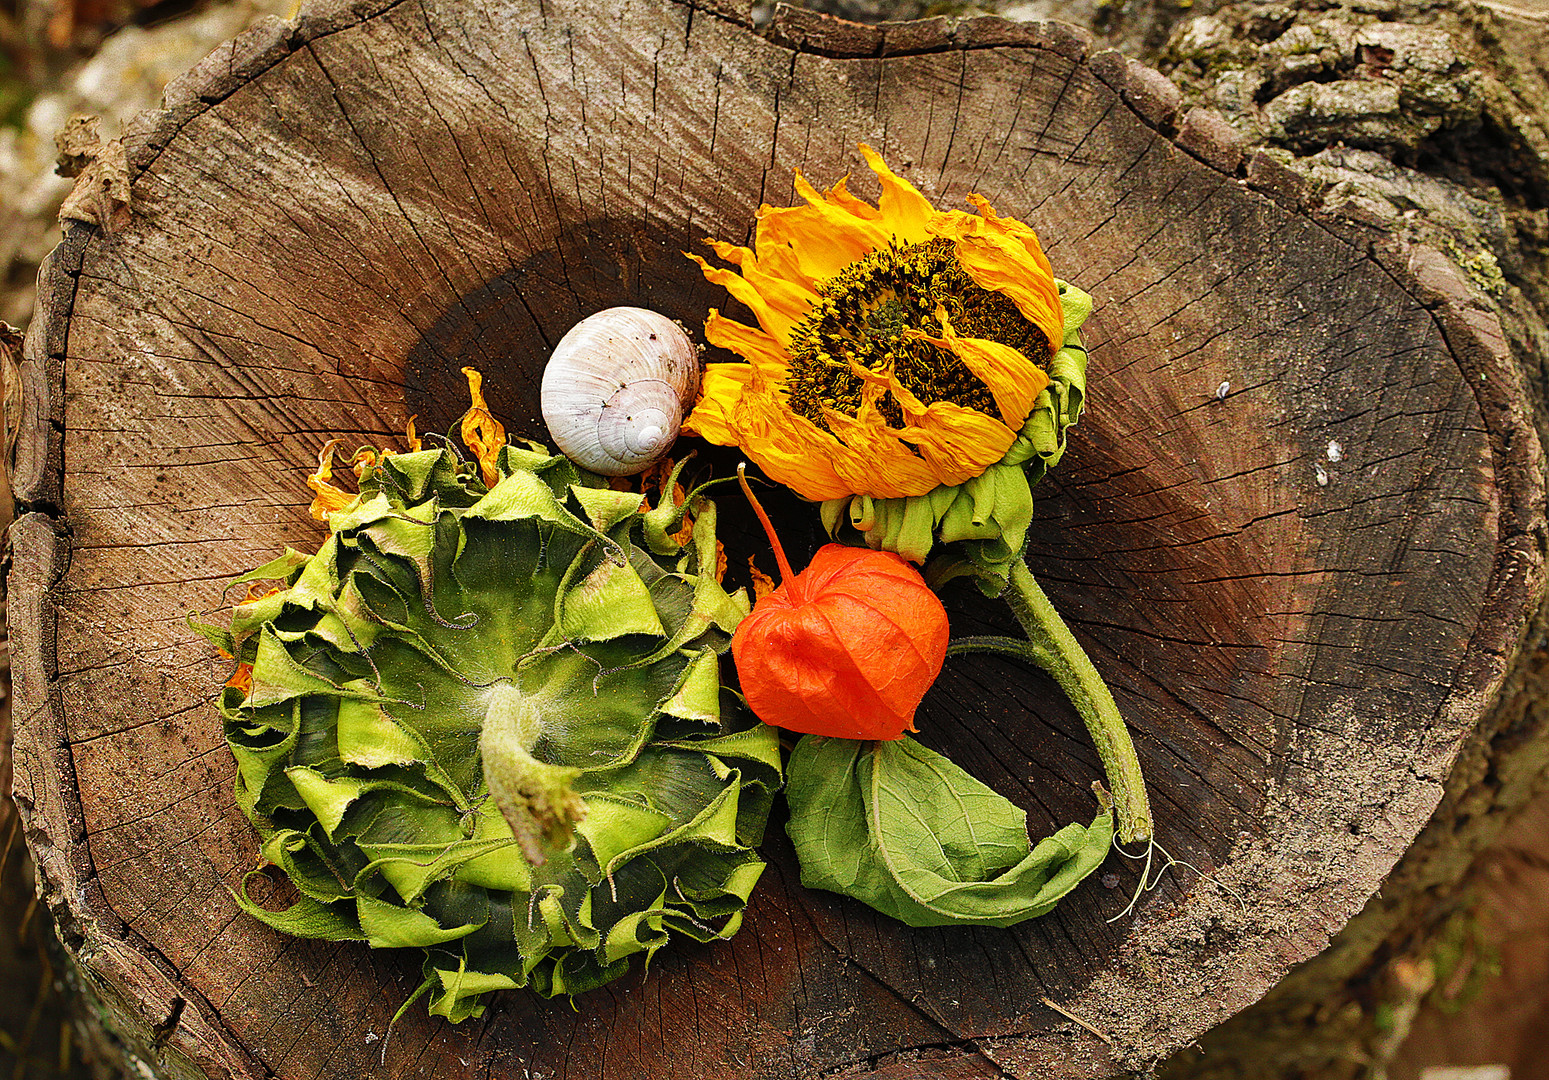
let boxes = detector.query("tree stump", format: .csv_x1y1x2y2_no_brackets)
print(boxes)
9,1,1544,1077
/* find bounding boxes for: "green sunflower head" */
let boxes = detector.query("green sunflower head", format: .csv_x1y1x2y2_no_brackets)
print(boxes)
204,446,781,1021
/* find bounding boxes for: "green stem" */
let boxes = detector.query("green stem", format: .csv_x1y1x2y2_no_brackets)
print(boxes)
479,683,587,866
949,560,1153,844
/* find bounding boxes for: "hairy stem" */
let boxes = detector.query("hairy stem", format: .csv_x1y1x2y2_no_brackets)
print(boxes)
478,683,587,865
950,560,1153,844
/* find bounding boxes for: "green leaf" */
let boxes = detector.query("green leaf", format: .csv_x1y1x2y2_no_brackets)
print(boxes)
450,796,534,893
463,465,595,536
232,547,312,587
426,962,519,1022
785,735,1113,928
569,485,647,532
335,699,425,768
658,647,724,724
357,893,483,948
226,703,301,816
233,879,366,942
371,449,468,505
358,837,518,903
575,795,672,875
246,628,385,709
561,555,668,641
188,620,236,661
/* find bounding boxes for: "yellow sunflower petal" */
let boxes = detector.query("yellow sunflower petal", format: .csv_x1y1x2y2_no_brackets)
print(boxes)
731,389,855,501
928,203,1064,352
840,354,892,392
306,438,355,521
949,232,1064,354
906,307,1051,429
939,334,1050,428
832,324,1035,491
682,362,754,446
964,192,1056,279
887,400,1020,488
306,482,355,521
859,144,934,244
748,556,777,601
686,251,801,344
755,231,822,294
823,404,943,498
864,373,1018,487
826,175,882,221
702,309,789,382
350,447,381,480
459,366,507,488
704,241,819,339
756,179,890,282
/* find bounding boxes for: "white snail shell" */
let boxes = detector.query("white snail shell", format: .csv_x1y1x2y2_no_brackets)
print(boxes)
540,306,702,476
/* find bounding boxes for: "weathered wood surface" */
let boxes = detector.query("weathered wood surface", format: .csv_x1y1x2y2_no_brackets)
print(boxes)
8,0,1544,1077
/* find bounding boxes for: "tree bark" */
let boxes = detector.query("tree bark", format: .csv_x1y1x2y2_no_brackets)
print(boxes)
8,1,1546,1078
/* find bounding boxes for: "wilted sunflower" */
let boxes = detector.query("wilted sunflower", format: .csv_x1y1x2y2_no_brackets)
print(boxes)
684,145,1064,502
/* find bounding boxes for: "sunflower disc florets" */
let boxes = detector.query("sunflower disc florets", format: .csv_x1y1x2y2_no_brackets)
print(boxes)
785,237,1052,432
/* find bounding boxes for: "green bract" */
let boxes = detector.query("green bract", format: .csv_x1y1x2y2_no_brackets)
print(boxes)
820,281,1094,590
205,447,781,1020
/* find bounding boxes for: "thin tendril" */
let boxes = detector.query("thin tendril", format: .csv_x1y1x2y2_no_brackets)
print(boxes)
1105,836,1247,923
419,428,465,459
326,595,386,691
668,877,725,936
352,834,516,880
353,543,478,631
516,640,606,686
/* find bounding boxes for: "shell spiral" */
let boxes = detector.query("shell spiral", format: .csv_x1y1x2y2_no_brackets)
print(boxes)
540,307,702,476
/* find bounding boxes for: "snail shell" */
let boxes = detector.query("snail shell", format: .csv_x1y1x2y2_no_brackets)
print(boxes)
540,306,702,476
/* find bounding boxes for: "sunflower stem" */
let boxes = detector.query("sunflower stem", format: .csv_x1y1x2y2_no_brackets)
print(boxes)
737,463,794,582
951,560,1152,844
479,683,587,866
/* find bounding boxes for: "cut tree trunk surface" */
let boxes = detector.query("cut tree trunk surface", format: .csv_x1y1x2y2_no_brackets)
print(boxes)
8,1,1544,1078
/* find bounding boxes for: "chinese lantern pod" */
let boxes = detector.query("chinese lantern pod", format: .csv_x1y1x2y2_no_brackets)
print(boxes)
732,544,950,741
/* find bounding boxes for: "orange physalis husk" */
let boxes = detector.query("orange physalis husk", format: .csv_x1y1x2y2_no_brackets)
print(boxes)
731,466,949,741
